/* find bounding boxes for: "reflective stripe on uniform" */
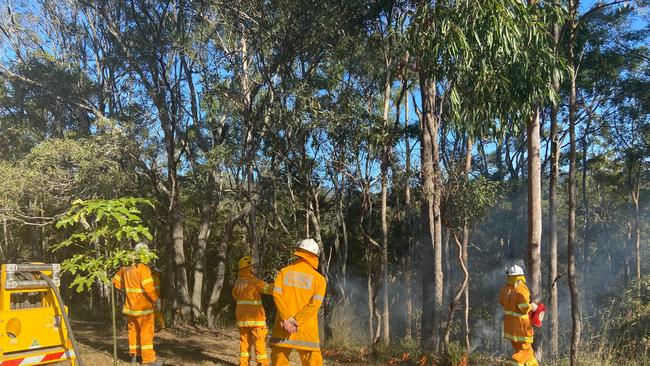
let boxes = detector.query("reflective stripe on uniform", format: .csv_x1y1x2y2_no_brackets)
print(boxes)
123,309,155,316
142,278,153,285
527,360,539,366
263,284,271,292
283,271,313,289
113,274,122,281
256,354,268,360
237,321,267,327
237,300,263,305
125,288,144,293
504,310,528,318
273,286,282,294
517,303,529,309
270,338,320,349
141,345,154,350
504,333,534,343
240,352,250,357
312,294,324,301
129,345,140,350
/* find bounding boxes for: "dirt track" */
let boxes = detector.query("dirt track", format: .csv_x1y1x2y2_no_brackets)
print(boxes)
51,321,333,366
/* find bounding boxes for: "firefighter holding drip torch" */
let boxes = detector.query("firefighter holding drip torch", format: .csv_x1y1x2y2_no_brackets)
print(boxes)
499,264,539,366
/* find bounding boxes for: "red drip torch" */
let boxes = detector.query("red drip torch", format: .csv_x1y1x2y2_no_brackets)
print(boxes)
530,302,546,327
530,275,562,328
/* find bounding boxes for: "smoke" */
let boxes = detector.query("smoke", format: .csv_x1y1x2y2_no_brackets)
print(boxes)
470,318,501,354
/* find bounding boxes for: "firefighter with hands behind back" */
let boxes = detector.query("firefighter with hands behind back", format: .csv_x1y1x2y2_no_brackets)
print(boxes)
499,264,539,366
112,242,163,366
270,238,327,366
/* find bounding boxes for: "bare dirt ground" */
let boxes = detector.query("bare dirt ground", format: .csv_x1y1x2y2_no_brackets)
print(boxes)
50,321,346,366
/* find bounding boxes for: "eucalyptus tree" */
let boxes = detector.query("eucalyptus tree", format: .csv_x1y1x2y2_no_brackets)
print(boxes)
567,2,582,363
359,0,411,343
408,0,562,351
562,1,647,362
548,14,562,359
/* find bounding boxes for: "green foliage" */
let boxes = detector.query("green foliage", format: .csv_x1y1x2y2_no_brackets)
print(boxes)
0,1,647,362
606,275,650,354
52,197,155,292
408,0,567,136
443,177,500,229
0,136,139,231
0,55,99,159
440,342,466,366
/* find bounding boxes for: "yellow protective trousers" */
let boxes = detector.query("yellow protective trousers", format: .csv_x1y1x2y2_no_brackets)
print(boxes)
239,326,269,366
506,341,538,366
127,314,157,364
271,346,323,366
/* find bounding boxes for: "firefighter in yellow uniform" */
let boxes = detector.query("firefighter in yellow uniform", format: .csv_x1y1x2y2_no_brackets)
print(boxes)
232,255,273,366
112,243,162,366
498,264,538,366
270,238,326,366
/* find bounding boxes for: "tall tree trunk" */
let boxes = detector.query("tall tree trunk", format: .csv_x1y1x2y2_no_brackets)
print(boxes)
404,90,414,340
170,197,192,321
443,228,451,307
462,137,472,353
380,64,392,344
419,73,442,351
332,168,349,301
525,10,542,337
367,246,376,344
442,231,468,351
582,120,591,271
629,160,641,294
380,160,390,344
206,205,250,328
192,204,214,321
527,105,542,301
634,188,641,283
625,219,633,285
240,28,258,261
568,2,583,363
206,237,228,328
548,19,561,355
161,98,192,322
309,195,330,342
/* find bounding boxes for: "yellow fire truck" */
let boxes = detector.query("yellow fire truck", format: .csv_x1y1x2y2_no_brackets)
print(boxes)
0,263,78,366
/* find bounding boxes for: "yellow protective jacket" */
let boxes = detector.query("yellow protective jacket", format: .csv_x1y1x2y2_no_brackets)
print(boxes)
271,251,326,351
232,267,273,328
499,280,534,343
112,263,158,316
152,270,161,297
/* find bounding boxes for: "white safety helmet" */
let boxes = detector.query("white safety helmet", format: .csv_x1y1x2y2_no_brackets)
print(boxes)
506,264,525,276
134,242,150,253
296,238,320,256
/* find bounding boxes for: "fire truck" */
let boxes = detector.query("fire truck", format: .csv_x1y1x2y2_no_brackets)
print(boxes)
0,263,79,366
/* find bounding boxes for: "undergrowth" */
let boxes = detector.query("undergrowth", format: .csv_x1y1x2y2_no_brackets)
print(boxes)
322,278,649,365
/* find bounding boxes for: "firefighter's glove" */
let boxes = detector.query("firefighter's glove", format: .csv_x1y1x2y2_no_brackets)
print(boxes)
530,302,538,312
282,317,298,334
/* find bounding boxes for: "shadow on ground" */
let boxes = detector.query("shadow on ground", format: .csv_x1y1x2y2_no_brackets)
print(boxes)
70,320,238,366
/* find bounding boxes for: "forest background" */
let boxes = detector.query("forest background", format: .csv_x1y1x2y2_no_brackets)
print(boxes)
0,0,648,365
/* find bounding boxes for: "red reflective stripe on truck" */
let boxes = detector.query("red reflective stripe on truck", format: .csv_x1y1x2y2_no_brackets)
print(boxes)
1,349,70,365
0,359,23,366
41,351,66,361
